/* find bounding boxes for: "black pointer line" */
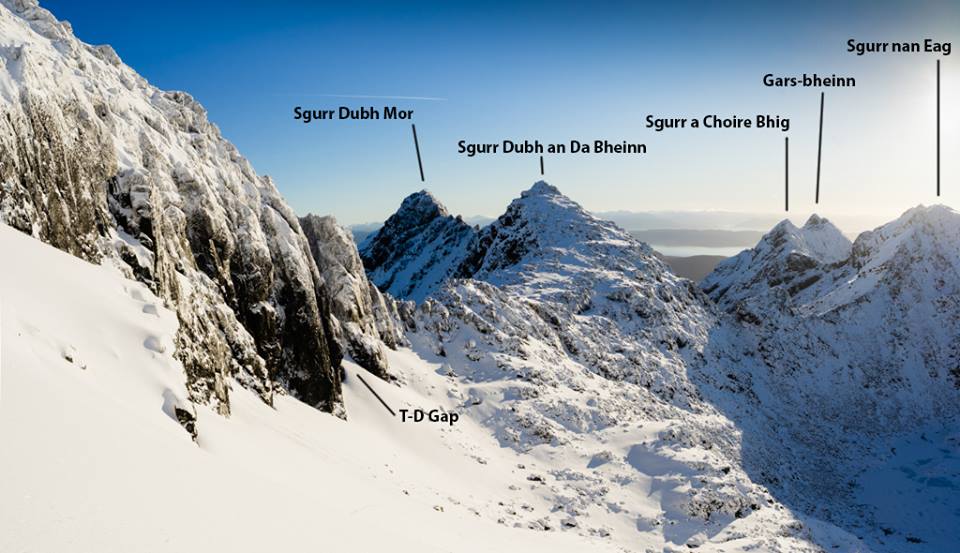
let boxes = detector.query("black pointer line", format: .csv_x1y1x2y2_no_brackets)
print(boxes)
937,59,940,196
411,124,425,182
785,136,789,212
356,373,396,416
816,92,824,204
540,155,544,176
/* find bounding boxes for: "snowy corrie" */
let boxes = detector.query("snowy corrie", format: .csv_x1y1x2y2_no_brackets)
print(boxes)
368,182,960,551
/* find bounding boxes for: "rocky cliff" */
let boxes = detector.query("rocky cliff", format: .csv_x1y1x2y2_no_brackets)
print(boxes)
300,214,407,380
0,0,391,417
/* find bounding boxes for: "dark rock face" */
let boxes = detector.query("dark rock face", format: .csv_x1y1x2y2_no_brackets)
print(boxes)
301,214,408,381
0,94,114,262
359,190,477,302
174,407,198,442
0,3,349,417
456,182,558,279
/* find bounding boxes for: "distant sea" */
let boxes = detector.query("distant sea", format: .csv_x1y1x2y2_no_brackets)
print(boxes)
648,245,746,257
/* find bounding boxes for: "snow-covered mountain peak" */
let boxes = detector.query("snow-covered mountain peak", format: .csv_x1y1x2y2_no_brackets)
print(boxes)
874,204,960,241
522,179,562,198
497,180,597,230
702,214,851,310
898,203,957,223
770,218,798,233
365,190,457,250
458,181,658,281
767,215,850,264
396,189,450,220
803,213,827,228
850,204,960,273
511,180,594,221
359,190,476,302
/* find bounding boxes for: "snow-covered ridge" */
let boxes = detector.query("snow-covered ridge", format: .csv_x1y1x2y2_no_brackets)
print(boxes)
366,185,960,551
851,204,960,271
702,214,851,310
696,204,960,551
792,214,852,263
0,0,395,416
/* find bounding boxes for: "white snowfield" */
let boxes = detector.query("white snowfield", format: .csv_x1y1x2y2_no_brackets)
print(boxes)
351,183,892,551
4,198,947,553
0,222,619,553
0,218,870,553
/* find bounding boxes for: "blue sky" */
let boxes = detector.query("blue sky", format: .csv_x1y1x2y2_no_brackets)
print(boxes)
43,0,959,226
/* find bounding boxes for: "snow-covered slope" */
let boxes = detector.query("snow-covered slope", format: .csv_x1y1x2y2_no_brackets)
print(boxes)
0,217,859,553
359,190,476,302
365,182,872,550
0,0,396,415
0,221,625,553
697,205,960,552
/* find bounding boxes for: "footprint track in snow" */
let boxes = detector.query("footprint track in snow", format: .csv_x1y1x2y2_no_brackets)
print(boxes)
143,335,166,354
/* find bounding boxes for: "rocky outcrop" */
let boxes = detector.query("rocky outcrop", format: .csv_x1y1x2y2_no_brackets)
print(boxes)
301,214,406,380
0,0,357,416
359,190,477,301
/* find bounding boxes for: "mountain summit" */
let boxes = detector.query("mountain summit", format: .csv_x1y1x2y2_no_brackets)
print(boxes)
522,180,563,197
458,180,653,282
359,190,476,302
702,214,850,309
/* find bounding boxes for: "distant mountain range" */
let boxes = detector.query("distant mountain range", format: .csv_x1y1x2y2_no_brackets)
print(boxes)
597,210,886,235
350,213,864,267
354,210,886,237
